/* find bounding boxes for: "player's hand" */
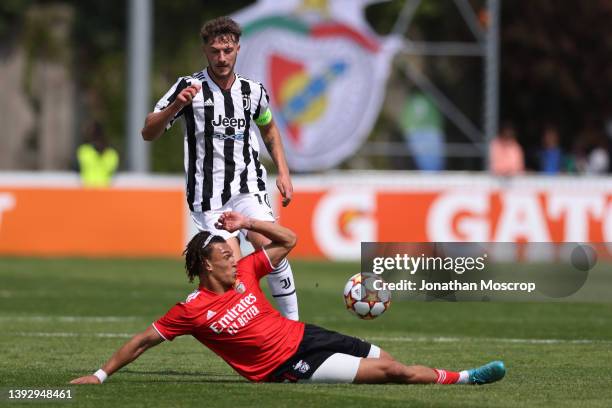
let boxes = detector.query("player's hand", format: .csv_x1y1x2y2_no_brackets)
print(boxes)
69,375,101,385
276,174,293,207
175,83,201,108
215,211,250,233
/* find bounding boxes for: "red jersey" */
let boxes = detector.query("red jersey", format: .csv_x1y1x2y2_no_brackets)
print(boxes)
152,249,305,382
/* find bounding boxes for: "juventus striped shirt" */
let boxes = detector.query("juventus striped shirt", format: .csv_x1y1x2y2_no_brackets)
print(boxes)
154,69,271,212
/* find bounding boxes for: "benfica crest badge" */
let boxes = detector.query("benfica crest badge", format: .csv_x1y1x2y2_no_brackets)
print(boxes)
234,280,246,294
233,0,400,171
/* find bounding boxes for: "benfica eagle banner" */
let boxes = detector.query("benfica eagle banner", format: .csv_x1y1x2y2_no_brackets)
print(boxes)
233,0,401,171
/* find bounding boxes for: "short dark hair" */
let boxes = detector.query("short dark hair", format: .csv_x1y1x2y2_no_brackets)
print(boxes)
183,231,226,283
200,16,241,44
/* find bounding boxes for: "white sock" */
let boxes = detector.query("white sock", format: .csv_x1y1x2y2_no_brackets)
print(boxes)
457,370,470,384
267,258,299,320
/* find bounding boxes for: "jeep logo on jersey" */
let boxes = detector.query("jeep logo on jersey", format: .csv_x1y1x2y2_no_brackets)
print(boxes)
212,115,246,129
234,0,401,171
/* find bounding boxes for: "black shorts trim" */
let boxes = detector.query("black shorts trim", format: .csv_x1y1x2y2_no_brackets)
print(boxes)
269,324,371,382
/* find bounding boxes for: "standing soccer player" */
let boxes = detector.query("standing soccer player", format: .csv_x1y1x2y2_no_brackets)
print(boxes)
141,17,298,320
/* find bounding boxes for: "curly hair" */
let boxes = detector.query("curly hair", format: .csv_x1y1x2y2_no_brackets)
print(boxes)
183,231,226,283
200,16,242,44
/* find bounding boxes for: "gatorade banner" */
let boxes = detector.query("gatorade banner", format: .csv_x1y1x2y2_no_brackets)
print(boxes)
1,174,611,259
277,176,612,260
233,0,401,171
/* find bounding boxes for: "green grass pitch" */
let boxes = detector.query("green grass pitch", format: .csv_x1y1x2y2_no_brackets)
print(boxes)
1,257,611,407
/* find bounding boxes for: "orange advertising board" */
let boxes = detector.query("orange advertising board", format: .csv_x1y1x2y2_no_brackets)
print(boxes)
2,173,611,260
0,187,185,257
278,181,612,260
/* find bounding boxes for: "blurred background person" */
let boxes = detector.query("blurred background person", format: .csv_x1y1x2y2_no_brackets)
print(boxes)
539,125,563,174
489,122,524,176
76,121,119,188
572,120,610,175
400,93,445,171
584,136,610,175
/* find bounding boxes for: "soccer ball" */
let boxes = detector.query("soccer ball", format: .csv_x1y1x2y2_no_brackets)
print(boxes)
343,273,391,320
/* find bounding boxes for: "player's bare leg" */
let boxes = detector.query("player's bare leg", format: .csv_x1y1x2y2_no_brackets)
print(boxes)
354,353,505,385
224,236,243,260
248,228,299,321
354,359,437,384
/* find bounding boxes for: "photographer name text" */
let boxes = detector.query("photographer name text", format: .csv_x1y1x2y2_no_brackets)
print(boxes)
374,279,536,293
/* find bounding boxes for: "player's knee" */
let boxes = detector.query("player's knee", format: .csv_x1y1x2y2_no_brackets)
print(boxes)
225,237,243,258
289,231,298,249
378,349,395,361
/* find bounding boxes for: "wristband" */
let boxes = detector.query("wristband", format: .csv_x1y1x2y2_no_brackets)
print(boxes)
93,369,108,383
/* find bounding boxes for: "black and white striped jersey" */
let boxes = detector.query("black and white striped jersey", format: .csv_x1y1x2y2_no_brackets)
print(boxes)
154,69,270,212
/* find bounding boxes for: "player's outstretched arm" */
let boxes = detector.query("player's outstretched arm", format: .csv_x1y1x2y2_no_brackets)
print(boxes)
69,326,164,384
258,119,293,207
141,83,202,141
216,211,297,266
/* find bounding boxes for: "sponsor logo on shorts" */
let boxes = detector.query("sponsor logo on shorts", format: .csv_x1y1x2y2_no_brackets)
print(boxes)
292,360,310,374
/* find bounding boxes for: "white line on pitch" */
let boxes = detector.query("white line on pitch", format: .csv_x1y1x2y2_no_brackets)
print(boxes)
367,336,612,345
0,316,144,322
7,332,133,338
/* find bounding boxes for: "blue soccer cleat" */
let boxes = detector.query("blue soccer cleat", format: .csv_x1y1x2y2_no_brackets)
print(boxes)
467,360,506,385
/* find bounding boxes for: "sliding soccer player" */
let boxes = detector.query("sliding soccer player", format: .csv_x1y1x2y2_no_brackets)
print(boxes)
71,211,505,385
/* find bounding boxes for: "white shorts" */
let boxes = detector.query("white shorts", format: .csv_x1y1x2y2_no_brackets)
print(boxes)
190,192,275,240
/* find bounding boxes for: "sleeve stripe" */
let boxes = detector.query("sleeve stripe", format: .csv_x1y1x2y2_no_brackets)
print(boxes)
151,323,168,341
